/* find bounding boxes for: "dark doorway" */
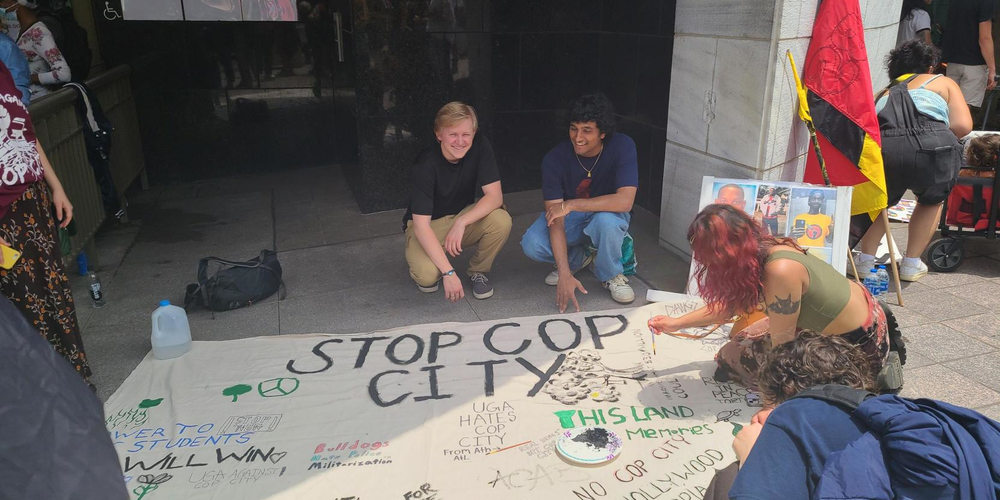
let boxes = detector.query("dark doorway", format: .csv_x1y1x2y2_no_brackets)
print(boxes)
94,0,359,184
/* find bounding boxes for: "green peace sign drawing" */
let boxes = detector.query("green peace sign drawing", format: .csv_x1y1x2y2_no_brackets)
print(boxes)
258,377,300,397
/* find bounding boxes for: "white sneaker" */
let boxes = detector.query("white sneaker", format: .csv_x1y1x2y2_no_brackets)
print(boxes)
847,253,875,278
898,260,928,282
603,274,634,304
545,253,596,286
417,281,439,293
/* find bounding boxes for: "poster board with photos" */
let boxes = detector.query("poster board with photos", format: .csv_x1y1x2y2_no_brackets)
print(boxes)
688,178,854,293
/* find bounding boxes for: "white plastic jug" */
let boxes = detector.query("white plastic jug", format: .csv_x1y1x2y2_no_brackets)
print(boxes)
151,300,192,359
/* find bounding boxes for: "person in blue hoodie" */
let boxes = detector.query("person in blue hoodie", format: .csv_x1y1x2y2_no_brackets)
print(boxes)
723,331,1000,500
725,332,875,500
0,32,29,105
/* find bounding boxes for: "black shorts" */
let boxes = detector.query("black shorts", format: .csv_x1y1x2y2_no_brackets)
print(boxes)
887,177,956,207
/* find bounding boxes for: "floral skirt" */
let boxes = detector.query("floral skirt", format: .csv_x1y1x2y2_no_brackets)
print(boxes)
714,286,891,390
0,182,91,384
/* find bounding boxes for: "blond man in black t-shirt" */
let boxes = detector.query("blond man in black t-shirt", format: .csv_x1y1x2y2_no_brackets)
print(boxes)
403,102,512,302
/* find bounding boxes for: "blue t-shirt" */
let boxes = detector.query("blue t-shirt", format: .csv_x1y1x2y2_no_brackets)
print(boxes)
541,133,639,201
728,398,866,500
0,33,29,105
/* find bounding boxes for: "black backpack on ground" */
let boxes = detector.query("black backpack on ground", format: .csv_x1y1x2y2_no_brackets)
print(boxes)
184,251,285,313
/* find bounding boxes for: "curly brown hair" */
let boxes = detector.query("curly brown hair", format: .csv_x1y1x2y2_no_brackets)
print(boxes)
756,331,877,405
967,134,1000,169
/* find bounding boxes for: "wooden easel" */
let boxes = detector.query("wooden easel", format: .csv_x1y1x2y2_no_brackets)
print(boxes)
847,209,904,307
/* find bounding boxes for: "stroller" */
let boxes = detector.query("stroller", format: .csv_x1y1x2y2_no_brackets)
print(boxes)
925,128,1000,272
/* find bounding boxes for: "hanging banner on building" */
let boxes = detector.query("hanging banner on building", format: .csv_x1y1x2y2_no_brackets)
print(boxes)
120,0,298,21
106,300,754,499
120,0,183,20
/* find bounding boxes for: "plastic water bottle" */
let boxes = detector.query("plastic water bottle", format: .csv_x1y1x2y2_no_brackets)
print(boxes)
76,251,88,277
151,300,192,360
876,265,890,300
864,269,879,297
87,271,106,308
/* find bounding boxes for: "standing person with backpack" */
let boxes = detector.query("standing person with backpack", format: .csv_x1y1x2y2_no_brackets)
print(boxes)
0,0,70,99
851,40,972,282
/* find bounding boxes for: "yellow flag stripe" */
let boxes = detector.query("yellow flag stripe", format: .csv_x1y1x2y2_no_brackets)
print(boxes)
853,133,888,217
786,51,811,123
787,51,888,216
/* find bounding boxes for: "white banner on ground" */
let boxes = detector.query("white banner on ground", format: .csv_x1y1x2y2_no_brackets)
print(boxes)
105,300,753,500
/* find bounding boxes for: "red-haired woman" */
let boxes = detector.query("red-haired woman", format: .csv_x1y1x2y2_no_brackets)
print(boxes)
650,204,900,388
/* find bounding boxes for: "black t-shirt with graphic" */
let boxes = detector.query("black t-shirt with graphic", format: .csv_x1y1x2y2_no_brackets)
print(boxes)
403,135,500,228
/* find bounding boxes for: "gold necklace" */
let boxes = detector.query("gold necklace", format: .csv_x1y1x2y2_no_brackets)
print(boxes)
575,146,603,178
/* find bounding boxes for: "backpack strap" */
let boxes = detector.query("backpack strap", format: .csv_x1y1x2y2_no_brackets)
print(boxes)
788,384,876,411
876,74,921,101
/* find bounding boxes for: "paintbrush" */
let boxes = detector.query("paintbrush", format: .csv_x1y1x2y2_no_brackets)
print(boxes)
486,440,532,455
649,314,657,355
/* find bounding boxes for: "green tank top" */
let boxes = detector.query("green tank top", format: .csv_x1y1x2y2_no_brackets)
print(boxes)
765,250,852,332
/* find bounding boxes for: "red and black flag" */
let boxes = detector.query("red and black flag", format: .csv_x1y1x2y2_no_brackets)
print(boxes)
788,0,887,217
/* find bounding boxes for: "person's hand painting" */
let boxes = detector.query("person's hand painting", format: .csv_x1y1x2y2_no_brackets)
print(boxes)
648,315,682,335
556,274,586,313
733,421,764,466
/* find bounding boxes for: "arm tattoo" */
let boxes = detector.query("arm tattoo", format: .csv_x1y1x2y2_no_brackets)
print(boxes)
767,294,801,315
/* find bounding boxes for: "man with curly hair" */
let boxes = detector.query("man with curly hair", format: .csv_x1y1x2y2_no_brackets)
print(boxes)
698,332,879,500
723,332,882,499
520,93,638,311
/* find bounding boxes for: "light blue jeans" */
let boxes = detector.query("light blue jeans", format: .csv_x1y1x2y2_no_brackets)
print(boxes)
520,211,630,282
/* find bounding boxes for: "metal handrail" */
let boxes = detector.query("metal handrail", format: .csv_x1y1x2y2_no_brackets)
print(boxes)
26,64,146,262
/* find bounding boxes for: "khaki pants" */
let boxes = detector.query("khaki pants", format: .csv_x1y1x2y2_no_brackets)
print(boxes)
405,205,512,287
947,63,988,107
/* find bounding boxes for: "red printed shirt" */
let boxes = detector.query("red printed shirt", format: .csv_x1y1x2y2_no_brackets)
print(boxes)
0,60,41,217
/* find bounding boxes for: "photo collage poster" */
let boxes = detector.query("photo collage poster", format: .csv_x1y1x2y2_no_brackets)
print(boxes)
122,0,298,21
688,177,853,294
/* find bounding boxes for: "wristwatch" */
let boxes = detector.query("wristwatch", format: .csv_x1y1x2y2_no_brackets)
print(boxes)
443,269,456,277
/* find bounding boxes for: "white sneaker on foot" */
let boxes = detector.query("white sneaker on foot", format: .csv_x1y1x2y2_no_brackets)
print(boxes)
603,274,634,304
545,253,596,286
417,281,439,293
847,253,875,277
898,260,928,282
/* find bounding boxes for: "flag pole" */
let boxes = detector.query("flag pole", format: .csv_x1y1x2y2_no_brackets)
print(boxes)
805,122,833,186
881,209,905,306
791,53,856,283
786,51,902,303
